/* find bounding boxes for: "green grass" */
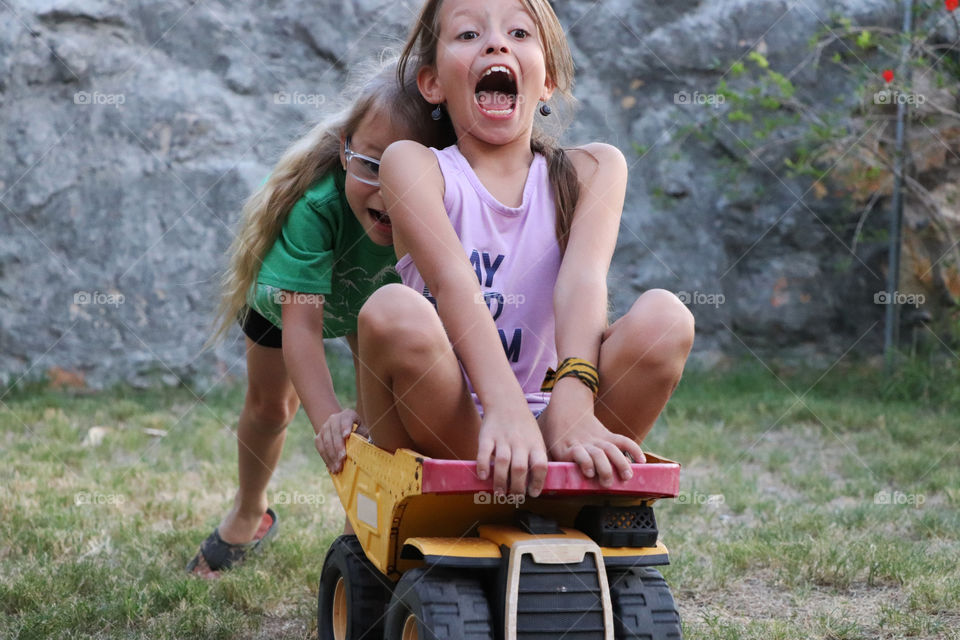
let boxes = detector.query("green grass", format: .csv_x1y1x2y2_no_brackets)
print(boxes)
652,360,960,639
1,356,958,639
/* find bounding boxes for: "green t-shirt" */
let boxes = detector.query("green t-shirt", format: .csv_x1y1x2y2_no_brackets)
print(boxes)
249,168,399,338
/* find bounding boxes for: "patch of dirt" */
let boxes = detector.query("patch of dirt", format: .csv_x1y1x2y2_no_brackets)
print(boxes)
243,614,311,639
679,569,926,638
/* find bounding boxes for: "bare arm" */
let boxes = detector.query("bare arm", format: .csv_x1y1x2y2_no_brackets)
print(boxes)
554,144,625,372
380,140,547,496
309,331,365,474
541,144,646,483
280,298,348,467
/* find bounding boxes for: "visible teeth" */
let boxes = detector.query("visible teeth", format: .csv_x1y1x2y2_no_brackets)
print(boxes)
483,65,513,78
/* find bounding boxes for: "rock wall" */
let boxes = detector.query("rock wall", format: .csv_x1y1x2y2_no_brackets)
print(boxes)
1,0,956,389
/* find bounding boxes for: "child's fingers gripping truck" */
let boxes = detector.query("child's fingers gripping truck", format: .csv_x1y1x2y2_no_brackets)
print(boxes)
317,429,684,640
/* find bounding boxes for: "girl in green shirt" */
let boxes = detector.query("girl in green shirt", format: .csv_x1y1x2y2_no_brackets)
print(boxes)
187,60,454,577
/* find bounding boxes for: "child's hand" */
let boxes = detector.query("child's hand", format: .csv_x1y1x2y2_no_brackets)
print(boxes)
315,408,365,474
476,407,549,498
540,389,645,487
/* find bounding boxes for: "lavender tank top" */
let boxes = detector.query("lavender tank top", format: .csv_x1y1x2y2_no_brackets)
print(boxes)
395,145,561,416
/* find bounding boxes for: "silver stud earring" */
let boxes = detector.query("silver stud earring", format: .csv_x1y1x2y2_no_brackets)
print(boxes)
539,102,552,116
431,105,443,121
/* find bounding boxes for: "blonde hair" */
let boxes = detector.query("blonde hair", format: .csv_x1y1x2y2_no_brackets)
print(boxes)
209,59,455,344
398,0,580,251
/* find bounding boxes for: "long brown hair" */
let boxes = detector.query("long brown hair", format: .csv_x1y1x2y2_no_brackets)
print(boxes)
209,59,455,345
398,0,580,251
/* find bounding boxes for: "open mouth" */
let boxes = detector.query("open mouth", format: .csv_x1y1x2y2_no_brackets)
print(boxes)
368,208,391,228
475,65,517,117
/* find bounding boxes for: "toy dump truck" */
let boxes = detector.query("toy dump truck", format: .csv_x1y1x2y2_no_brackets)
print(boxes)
317,431,683,639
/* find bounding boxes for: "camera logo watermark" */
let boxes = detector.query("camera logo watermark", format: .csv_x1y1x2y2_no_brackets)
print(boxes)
73,91,126,109
274,291,325,307
474,291,526,308
677,291,725,308
873,291,924,307
74,291,125,307
274,491,326,505
674,91,725,106
274,91,327,108
874,490,925,507
474,491,525,507
676,490,725,506
873,90,926,106
74,492,125,506
477,93,528,109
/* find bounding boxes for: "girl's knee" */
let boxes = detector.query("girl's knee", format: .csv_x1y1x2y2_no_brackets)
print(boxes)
244,386,300,433
615,289,695,368
358,283,446,359
244,390,298,432
641,288,694,336
360,283,426,332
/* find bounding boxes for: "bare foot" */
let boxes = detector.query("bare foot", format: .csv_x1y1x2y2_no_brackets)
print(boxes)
217,503,269,545
190,554,220,580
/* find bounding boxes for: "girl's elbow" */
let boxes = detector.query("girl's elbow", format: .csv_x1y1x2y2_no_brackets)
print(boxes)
556,268,607,292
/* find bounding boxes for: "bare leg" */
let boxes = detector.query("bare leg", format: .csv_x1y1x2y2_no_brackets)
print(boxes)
593,289,695,444
216,339,300,543
191,339,299,575
355,284,481,459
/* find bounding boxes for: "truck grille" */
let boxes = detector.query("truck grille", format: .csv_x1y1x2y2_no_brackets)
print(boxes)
515,554,605,639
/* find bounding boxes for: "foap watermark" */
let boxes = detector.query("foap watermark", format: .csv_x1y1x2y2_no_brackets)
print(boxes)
677,291,725,308
476,92,527,110
73,91,126,109
674,90,725,107
873,291,924,307
74,491,126,506
874,490,925,507
675,490,725,506
74,291,125,307
474,291,526,310
873,89,926,106
274,490,326,506
274,91,327,108
274,291,325,307
474,491,525,507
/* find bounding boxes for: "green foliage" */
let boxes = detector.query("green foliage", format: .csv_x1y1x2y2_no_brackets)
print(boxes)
633,1,960,321
747,51,769,69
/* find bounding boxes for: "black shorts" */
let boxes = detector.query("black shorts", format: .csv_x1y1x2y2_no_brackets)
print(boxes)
239,307,283,349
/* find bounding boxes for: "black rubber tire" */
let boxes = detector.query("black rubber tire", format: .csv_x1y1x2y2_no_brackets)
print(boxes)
384,567,494,640
317,535,392,640
608,567,683,640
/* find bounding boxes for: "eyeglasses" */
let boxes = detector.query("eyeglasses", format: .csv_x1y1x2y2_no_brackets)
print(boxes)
343,137,381,187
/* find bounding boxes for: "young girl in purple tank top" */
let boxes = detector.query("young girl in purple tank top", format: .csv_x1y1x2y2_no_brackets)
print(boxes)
315,0,696,500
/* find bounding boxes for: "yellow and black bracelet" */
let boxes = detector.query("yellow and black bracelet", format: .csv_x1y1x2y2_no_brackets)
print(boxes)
540,357,600,396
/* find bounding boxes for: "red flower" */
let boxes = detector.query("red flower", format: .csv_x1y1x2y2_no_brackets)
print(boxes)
947,0,958,12
882,69,894,83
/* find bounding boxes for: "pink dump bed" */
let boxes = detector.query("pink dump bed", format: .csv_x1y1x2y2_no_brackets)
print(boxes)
420,459,680,498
